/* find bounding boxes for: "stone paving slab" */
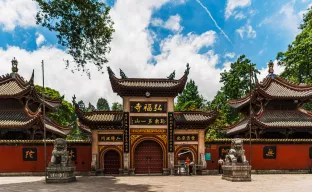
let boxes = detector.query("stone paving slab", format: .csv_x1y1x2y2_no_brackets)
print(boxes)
0,175,311,192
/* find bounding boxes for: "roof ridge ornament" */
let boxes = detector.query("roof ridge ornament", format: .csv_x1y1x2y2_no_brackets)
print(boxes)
167,70,175,80
184,63,190,75
267,60,274,78
11,57,18,73
29,69,34,85
120,68,127,79
107,66,115,76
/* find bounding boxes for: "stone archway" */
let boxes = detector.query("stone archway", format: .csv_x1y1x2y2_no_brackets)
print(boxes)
134,140,164,174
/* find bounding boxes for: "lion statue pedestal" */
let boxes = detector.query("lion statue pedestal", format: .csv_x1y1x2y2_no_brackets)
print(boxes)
46,138,76,183
222,138,251,182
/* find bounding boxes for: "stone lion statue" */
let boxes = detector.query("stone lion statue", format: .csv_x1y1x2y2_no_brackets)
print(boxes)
49,138,72,167
225,138,248,165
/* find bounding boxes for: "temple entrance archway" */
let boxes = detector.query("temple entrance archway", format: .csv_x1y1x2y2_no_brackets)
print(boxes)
103,150,121,175
134,140,163,174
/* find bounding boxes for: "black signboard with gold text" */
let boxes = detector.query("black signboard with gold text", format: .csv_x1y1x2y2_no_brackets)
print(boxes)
174,135,198,141
124,112,130,153
23,148,37,161
130,116,167,125
98,134,123,142
67,148,77,161
218,146,231,159
168,112,174,152
263,146,276,159
130,102,167,113
310,147,312,159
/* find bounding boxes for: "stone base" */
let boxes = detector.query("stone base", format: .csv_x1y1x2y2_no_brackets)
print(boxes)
163,168,170,175
129,168,135,175
222,164,251,182
46,166,76,183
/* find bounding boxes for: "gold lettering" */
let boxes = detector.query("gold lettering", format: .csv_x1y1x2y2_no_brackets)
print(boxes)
111,136,115,141
155,119,160,124
158,104,163,111
187,136,190,140
25,150,35,159
191,136,195,140
266,148,275,157
177,136,181,140
134,103,142,112
154,104,158,111
106,136,111,141
69,150,75,158
160,119,166,124
182,136,185,140
147,104,152,111
148,119,153,124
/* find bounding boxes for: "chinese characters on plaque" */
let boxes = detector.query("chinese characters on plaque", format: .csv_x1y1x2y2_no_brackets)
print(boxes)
98,134,123,142
174,135,198,141
124,112,130,153
168,112,174,152
130,102,167,113
23,148,37,161
67,148,77,161
263,146,276,159
218,146,231,159
130,117,167,125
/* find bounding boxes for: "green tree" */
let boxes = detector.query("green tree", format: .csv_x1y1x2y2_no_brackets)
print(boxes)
35,85,75,126
66,119,88,140
175,79,204,111
111,102,123,111
220,55,259,100
277,6,312,84
87,102,96,112
97,98,110,111
77,100,86,112
34,0,115,78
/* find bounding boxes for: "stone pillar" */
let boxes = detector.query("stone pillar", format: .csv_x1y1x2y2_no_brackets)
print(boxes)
198,130,205,165
168,152,175,175
91,130,99,172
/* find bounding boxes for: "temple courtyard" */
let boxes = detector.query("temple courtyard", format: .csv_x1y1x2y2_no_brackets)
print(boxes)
0,175,311,192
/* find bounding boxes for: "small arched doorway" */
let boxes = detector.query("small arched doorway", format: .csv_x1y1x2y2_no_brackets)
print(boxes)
134,140,163,174
176,148,195,165
103,150,120,174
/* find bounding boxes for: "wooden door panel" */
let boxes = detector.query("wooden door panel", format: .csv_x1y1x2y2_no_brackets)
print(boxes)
134,140,163,174
104,150,120,174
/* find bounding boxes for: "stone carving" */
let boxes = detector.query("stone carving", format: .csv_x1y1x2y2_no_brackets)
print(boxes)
222,138,251,182
49,138,72,167
46,138,76,183
225,138,248,165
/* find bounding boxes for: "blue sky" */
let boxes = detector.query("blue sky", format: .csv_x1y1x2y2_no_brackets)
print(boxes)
0,0,311,105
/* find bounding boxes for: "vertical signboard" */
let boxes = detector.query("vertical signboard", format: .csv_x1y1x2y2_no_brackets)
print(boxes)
123,112,130,153
168,112,174,152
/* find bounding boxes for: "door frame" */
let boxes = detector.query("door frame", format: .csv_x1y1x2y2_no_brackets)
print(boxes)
100,147,123,170
131,137,167,169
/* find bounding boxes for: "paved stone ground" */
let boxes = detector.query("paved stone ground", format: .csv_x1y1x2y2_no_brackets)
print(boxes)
0,175,312,192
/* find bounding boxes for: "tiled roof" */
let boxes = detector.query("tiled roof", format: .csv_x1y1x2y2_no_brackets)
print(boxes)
107,66,189,97
0,139,91,144
226,109,312,136
226,118,249,135
205,138,312,143
0,74,31,97
255,109,312,127
45,123,66,136
0,110,39,128
228,75,312,108
83,111,124,122
174,111,217,129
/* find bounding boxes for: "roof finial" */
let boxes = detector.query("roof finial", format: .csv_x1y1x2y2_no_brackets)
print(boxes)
107,66,115,76
120,69,127,79
268,60,274,78
72,95,77,105
11,57,18,73
185,63,190,75
167,70,175,80
29,69,34,85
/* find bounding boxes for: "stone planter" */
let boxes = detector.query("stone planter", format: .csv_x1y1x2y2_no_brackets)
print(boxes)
46,166,76,183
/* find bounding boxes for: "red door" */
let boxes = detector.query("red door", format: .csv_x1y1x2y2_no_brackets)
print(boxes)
134,140,163,174
104,150,120,174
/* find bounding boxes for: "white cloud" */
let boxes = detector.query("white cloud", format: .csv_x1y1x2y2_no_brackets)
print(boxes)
236,24,256,39
224,52,235,59
0,0,38,31
35,33,45,47
164,15,183,32
298,3,312,20
258,60,285,82
0,0,227,106
258,49,265,55
225,0,251,20
234,12,246,20
150,14,183,32
223,61,232,72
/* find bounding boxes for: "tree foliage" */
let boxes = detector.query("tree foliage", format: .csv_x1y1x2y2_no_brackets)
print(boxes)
77,100,86,112
97,98,110,111
87,102,96,112
35,85,75,126
220,55,260,100
111,102,123,111
277,6,312,84
66,119,88,140
34,0,115,78
175,79,204,111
